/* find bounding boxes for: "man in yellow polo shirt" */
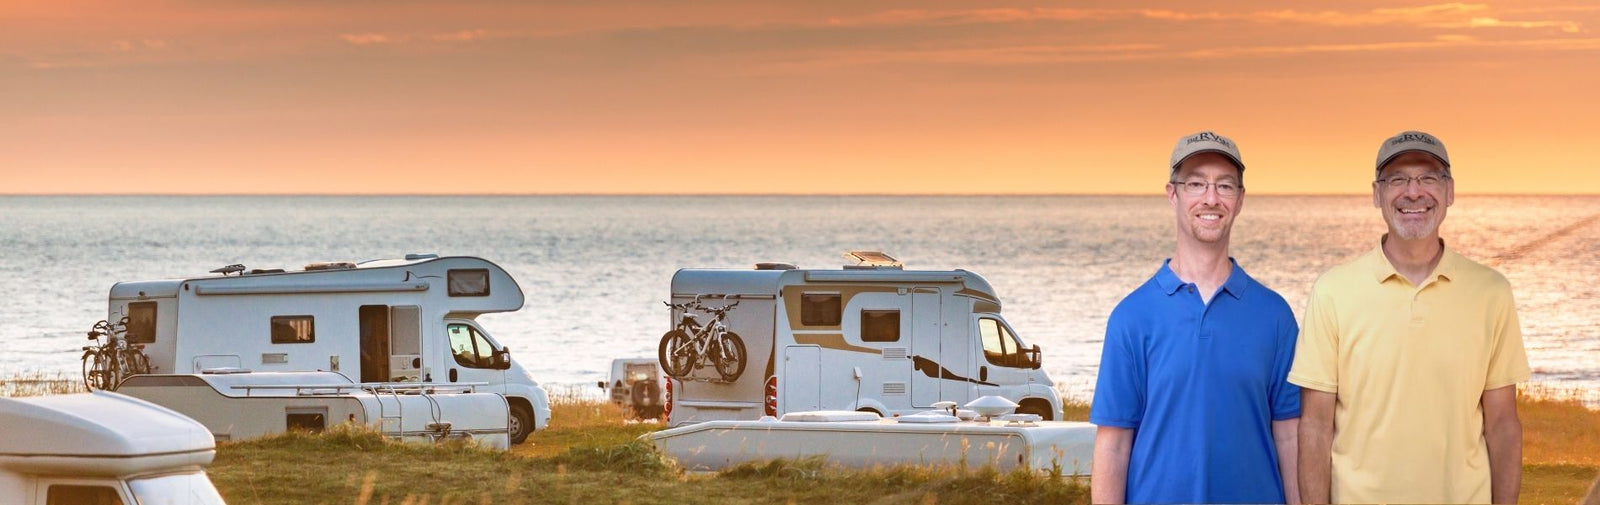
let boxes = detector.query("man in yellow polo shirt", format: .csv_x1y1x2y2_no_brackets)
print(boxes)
1290,130,1530,504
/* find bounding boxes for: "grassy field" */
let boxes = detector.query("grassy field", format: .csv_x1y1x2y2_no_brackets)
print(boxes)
5,377,1597,503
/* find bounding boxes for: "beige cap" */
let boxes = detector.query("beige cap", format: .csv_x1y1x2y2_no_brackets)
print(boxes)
1376,130,1450,175
1169,131,1244,175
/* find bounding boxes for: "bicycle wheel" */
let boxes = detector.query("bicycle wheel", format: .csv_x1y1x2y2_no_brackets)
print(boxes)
658,330,696,378
86,350,114,390
713,332,747,382
123,348,151,376
81,350,98,391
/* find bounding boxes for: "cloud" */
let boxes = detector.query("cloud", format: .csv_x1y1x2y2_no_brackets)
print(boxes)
432,29,488,42
814,3,1580,33
340,33,394,45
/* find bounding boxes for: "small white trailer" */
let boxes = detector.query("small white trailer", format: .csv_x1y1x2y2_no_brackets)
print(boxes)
103,254,549,443
0,391,226,505
649,410,1095,474
664,253,1062,426
118,371,511,449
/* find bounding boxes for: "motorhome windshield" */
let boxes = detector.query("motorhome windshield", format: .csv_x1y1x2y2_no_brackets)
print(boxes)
128,471,226,505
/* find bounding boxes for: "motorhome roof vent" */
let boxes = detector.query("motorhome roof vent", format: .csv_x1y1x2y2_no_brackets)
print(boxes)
304,261,357,271
248,268,286,275
199,367,251,374
843,251,903,270
405,253,439,260
754,262,796,270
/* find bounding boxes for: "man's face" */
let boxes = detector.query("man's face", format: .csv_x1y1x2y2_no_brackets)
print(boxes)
1372,151,1453,241
1167,152,1244,246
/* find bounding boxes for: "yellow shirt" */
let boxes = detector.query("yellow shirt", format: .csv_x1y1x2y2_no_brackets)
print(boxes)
1288,242,1530,504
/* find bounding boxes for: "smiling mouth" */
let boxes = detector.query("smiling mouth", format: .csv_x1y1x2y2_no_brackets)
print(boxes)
1197,213,1223,222
1397,206,1432,215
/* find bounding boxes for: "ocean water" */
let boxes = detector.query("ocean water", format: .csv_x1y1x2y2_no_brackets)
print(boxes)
2,195,1596,401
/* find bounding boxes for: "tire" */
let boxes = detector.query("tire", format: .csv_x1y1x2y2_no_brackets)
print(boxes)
658,329,695,378
1016,400,1054,421
80,351,98,391
630,381,663,419
713,332,747,382
86,351,114,391
508,403,535,445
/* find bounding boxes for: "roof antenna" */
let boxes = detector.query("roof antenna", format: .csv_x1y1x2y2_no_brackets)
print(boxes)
210,264,246,276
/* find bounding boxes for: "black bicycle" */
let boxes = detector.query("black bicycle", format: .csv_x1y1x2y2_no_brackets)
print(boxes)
658,296,747,382
81,317,151,390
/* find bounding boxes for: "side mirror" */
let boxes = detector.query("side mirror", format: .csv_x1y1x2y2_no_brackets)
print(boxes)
597,381,607,389
493,348,512,370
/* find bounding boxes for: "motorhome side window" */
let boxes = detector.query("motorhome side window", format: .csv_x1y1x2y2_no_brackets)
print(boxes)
270,315,315,344
448,269,491,297
861,310,900,342
125,301,157,344
801,293,841,326
47,484,124,505
979,318,1026,368
447,323,497,368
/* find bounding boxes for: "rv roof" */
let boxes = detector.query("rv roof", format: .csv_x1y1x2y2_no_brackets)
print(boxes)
0,391,214,459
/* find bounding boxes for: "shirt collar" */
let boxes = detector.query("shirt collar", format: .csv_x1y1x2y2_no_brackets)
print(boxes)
1156,258,1251,299
1368,236,1460,285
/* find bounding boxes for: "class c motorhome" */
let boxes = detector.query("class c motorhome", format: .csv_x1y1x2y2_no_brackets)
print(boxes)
664,253,1061,426
103,254,550,443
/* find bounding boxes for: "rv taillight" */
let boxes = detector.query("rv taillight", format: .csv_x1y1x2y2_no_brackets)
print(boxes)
764,376,777,417
664,376,673,420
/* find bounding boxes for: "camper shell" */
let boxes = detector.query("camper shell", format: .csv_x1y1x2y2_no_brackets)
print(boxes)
665,259,1060,426
119,371,511,449
0,391,225,504
104,254,549,443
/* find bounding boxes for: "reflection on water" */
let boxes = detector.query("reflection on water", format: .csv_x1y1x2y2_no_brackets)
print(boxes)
0,195,1595,403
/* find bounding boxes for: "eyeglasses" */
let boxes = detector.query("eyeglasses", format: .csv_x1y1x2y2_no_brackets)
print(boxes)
1170,180,1242,197
1377,173,1449,189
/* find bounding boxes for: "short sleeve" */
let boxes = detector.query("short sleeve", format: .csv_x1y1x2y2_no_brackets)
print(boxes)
1287,278,1340,393
1269,308,1302,420
1090,305,1146,429
1484,286,1531,390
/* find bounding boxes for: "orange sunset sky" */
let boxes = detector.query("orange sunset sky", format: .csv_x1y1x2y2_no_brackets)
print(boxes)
3,1,1599,195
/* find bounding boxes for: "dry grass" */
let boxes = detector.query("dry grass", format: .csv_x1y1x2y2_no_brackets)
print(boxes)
0,371,84,397
1521,387,1600,466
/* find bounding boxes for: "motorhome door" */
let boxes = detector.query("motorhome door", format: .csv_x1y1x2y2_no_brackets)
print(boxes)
909,288,944,407
360,305,423,382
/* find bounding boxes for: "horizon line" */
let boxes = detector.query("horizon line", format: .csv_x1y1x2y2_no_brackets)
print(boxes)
2,192,1598,198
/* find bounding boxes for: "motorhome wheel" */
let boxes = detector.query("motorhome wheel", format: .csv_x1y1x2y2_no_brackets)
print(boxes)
1015,400,1054,421
509,403,534,444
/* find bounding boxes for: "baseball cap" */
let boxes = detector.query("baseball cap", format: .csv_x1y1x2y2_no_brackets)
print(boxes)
1169,131,1244,174
1375,130,1450,175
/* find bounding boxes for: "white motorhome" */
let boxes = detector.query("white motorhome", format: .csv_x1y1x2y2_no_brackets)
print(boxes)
596,358,664,419
105,254,549,443
0,391,226,504
664,254,1061,426
119,371,512,449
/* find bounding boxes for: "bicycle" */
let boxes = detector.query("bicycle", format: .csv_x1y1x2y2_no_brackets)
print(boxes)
81,317,152,390
658,295,747,382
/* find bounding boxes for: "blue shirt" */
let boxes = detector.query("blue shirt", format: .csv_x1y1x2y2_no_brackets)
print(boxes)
1090,259,1301,504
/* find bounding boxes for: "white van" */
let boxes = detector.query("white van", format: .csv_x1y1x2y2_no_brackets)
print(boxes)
103,254,549,443
0,391,226,504
664,254,1061,426
597,358,664,419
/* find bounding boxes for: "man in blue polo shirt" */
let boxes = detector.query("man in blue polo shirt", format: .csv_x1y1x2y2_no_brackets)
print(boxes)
1089,131,1301,504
